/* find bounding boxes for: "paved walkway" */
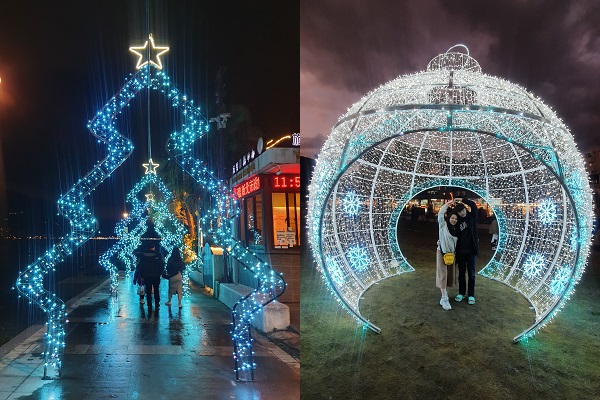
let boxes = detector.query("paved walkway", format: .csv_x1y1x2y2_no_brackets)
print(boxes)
0,273,299,399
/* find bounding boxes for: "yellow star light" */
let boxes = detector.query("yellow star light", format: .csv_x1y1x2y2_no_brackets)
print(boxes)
143,158,160,175
145,192,155,202
129,34,170,70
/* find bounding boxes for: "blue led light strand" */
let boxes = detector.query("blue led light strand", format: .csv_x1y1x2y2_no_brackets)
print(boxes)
99,171,174,290
14,68,148,378
166,115,286,382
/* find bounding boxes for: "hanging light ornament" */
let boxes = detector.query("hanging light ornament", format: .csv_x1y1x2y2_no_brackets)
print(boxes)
308,44,593,342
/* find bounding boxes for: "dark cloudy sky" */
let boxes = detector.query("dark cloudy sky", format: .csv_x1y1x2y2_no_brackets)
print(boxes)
301,0,600,158
0,1,298,234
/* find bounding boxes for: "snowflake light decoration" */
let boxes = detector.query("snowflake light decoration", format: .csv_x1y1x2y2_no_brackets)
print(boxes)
308,44,593,342
342,191,361,216
523,253,546,279
538,198,557,225
347,245,370,272
326,255,345,286
570,230,578,252
549,266,571,297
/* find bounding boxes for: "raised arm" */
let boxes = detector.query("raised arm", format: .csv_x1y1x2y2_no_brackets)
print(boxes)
437,202,451,225
462,198,478,223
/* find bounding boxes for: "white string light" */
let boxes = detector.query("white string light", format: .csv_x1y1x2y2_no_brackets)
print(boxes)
308,45,593,342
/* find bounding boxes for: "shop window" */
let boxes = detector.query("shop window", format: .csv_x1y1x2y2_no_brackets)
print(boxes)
244,194,263,246
272,192,300,249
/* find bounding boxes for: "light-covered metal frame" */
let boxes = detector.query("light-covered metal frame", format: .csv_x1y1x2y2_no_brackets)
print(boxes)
308,45,593,342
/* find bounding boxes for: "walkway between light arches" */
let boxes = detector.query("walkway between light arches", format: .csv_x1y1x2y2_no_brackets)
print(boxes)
0,273,299,399
360,217,531,332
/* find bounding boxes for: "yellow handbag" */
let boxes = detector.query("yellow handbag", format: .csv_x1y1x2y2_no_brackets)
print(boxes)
443,253,455,265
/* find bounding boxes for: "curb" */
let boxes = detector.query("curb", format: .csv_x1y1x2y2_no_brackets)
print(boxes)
0,276,110,360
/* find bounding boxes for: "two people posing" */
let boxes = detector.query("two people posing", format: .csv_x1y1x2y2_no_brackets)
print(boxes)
436,198,479,310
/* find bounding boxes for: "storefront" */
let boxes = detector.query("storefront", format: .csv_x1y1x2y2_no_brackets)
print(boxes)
404,186,496,222
230,137,300,303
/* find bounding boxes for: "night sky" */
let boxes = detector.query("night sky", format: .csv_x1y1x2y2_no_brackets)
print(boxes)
301,0,600,158
0,1,299,235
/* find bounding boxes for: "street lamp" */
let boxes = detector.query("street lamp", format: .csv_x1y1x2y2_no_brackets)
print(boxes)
209,112,231,282
209,112,231,180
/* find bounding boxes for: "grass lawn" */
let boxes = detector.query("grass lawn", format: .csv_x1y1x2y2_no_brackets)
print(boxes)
301,219,600,399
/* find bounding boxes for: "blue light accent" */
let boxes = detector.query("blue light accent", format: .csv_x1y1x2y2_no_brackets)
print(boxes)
342,191,361,216
549,266,571,297
164,87,286,382
538,198,557,225
348,245,370,272
570,230,578,252
325,255,344,286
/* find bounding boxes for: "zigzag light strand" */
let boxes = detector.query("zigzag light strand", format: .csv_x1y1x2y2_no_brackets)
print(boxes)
99,171,173,290
12,65,158,378
14,45,212,377
116,172,173,274
99,215,148,291
99,167,195,297
166,111,286,382
151,199,191,296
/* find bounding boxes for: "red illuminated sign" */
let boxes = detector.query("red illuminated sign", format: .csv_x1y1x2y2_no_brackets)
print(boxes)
233,176,261,199
272,175,300,190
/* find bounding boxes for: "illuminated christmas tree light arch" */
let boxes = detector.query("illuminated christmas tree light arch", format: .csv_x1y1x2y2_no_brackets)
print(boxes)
308,45,593,342
100,166,191,295
16,34,283,380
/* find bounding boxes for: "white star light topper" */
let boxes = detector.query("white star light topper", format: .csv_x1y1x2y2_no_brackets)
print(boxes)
143,158,160,175
129,33,170,70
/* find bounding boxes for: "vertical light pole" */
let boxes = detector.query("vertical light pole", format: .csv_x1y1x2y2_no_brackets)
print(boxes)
209,113,231,282
209,113,231,180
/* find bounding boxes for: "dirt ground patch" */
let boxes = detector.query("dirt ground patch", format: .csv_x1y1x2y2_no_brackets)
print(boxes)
301,219,600,399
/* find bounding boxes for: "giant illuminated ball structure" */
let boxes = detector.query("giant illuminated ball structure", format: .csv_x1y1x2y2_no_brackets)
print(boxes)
308,45,593,342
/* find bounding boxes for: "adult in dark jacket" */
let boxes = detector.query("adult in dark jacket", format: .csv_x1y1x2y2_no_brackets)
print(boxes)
165,249,185,308
137,241,164,309
453,198,479,305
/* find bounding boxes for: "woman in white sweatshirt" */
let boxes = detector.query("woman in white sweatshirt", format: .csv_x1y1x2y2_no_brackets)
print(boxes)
437,200,459,310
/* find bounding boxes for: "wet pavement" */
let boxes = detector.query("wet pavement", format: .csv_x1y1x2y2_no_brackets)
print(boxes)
0,274,300,399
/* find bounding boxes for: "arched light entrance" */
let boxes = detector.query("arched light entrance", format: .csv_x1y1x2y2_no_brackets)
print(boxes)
308,46,593,342
392,184,497,268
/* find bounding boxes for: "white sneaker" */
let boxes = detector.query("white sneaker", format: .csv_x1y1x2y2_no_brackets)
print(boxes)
440,297,452,310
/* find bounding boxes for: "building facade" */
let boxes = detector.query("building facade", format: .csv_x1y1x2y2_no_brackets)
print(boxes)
230,139,301,304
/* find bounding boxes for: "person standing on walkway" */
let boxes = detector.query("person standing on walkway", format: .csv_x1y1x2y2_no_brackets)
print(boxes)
133,268,146,304
453,198,479,305
165,248,185,308
436,201,459,310
137,240,164,310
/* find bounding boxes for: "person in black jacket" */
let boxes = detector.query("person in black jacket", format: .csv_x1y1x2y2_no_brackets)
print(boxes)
165,249,185,308
137,241,164,310
453,198,479,305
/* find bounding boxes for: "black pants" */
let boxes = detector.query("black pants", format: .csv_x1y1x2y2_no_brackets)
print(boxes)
144,276,161,307
457,252,476,297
